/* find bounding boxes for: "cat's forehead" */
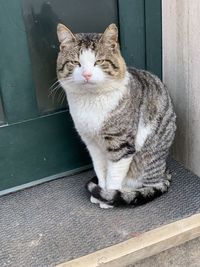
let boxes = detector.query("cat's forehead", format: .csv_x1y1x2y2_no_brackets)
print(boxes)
79,49,96,64
75,33,102,50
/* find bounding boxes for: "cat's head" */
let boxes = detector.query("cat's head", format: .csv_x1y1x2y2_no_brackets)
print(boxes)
56,23,127,90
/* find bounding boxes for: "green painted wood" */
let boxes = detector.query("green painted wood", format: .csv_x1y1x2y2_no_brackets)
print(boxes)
0,0,38,123
0,91,5,125
0,111,90,191
145,0,162,79
118,0,162,79
118,0,146,69
22,0,118,114
0,0,118,192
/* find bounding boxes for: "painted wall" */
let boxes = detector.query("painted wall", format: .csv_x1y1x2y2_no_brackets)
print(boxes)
162,0,200,176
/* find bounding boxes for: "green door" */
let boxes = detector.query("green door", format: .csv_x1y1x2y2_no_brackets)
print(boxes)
0,0,161,194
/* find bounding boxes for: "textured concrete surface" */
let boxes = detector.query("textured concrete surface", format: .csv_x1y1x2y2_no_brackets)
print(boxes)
0,160,200,267
132,237,200,267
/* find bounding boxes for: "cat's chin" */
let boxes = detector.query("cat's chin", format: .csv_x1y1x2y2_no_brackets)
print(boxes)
79,80,101,87
60,79,100,91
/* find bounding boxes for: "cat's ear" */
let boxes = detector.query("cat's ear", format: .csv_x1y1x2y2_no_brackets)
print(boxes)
100,24,118,50
57,23,76,49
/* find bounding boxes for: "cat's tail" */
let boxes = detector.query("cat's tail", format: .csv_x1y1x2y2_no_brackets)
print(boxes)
86,176,171,207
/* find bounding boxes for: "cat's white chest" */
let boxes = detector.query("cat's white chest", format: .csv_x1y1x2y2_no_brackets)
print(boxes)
67,90,124,136
69,97,106,134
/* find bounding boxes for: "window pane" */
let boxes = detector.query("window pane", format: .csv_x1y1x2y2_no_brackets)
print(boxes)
22,0,118,114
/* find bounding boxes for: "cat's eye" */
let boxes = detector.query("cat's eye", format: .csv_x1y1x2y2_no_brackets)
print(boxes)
69,61,81,66
95,60,105,66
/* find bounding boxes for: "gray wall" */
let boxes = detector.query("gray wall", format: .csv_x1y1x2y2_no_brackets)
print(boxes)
162,0,200,176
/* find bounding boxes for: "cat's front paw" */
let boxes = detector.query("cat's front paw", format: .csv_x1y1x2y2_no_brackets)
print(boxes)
90,196,100,204
90,196,113,209
99,203,113,209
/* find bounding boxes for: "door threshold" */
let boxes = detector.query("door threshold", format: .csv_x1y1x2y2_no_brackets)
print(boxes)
0,164,92,196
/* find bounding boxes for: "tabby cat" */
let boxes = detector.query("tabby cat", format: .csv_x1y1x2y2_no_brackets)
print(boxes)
56,23,176,209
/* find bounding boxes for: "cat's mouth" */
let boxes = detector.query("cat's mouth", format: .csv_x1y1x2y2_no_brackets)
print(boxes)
81,80,97,86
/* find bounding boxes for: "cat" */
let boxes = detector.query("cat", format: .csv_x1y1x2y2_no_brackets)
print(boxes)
56,23,176,209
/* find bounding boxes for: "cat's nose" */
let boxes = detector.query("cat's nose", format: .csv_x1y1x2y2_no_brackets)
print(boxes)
82,71,92,81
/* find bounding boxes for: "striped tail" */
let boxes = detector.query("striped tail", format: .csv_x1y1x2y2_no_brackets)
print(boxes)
86,176,170,207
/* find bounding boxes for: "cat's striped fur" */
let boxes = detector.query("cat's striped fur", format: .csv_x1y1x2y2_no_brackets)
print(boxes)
57,23,176,208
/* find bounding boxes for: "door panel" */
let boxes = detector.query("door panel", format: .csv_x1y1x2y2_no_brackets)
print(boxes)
0,1,38,124
0,0,118,192
145,0,162,79
0,94,5,126
0,111,90,191
119,0,162,79
119,0,146,69
22,0,118,114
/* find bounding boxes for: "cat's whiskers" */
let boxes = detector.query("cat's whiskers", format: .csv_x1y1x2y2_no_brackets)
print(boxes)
49,82,62,103
49,83,60,93
57,89,66,104
48,78,67,105
49,84,61,97
49,79,60,90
